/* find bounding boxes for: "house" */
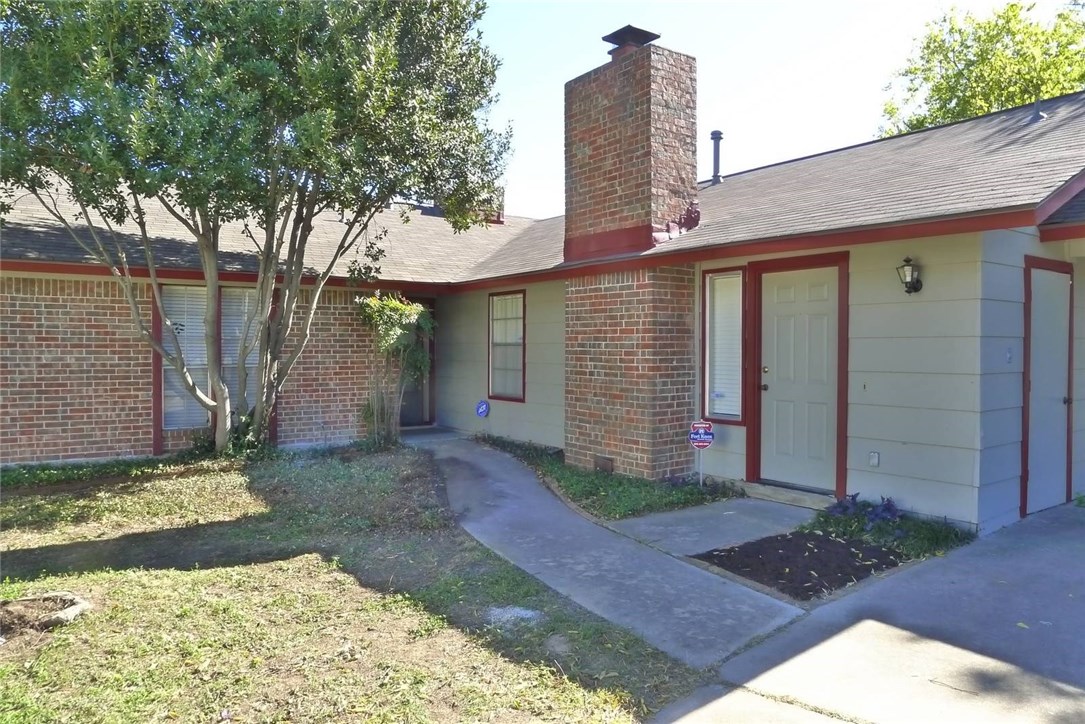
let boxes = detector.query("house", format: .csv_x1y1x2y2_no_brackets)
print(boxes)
2,26,1084,534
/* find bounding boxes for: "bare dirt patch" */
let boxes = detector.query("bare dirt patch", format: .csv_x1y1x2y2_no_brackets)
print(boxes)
692,530,902,601
1,599,65,637
1,592,89,639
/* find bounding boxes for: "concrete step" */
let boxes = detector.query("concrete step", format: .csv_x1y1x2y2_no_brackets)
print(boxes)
737,481,834,510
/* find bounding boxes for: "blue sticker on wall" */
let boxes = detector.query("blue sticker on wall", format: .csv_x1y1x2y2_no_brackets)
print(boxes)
476,400,490,418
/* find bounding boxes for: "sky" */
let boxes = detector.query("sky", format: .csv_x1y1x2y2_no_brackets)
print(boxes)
477,0,1069,219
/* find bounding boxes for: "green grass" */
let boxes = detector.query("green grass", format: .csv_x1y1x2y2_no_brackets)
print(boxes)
800,502,975,560
1,447,706,721
1075,493,1084,508
478,434,742,520
0,452,209,489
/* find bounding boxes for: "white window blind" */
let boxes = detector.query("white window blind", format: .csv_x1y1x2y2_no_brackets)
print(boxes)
706,272,743,419
221,287,260,421
490,292,524,400
162,286,210,429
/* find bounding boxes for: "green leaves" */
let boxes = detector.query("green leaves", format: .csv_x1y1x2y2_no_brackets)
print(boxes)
356,292,433,363
881,2,1085,135
1,1,508,451
1,0,508,231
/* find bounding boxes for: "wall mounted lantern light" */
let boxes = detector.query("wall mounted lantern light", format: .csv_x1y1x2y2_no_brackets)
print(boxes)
896,257,923,294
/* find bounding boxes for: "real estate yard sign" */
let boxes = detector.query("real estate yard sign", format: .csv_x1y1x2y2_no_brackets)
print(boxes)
688,421,714,450
689,421,714,487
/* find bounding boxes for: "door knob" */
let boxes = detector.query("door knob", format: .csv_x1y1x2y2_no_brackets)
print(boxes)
760,384,769,391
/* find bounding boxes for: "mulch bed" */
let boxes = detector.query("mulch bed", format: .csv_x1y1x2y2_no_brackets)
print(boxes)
692,531,902,601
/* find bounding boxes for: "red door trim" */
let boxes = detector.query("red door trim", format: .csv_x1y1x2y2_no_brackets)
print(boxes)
427,301,437,425
745,251,850,499
405,296,438,425
1020,255,1074,518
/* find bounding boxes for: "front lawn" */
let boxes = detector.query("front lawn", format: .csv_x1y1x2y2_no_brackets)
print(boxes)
1,448,705,722
478,435,741,520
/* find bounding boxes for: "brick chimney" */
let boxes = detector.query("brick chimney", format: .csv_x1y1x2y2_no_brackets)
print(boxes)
563,26,697,263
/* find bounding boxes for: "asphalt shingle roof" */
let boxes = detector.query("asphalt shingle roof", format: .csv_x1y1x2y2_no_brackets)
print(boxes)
647,92,1085,256
0,191,555,283
1043,188,1085,226
3,92,1083,283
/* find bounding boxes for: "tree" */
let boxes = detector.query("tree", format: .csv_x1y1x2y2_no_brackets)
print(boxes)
881,2,1085,135
0,0,508,452
356,292,434,449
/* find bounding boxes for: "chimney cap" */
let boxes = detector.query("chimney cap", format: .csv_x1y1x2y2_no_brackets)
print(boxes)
602,25,660,49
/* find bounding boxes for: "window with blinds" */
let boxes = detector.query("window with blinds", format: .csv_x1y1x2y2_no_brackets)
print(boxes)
161,286,260,430
489,291,525,401
221,287,260,422
706,271,743,420
162,286,210,429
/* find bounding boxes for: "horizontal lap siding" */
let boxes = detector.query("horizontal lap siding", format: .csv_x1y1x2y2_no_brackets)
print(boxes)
977,228,1069,532
846,237,983,526
0,276,154,463
436,281,565,448
698,235,987,527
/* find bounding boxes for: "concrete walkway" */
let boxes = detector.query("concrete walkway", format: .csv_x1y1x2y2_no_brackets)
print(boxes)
659,504,1085,723
409,433,1085,720
612,497,815,556
408,436,802,668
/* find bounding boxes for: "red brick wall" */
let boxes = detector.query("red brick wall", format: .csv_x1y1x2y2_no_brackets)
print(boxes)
276,288,375,447
565,265,696,479
564,43,696,256
1,276,376,464
648,48,698,229
0,276,155,464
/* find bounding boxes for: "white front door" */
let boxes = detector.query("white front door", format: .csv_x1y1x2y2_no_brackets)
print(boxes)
760,266,838,492
1025,265,1072,514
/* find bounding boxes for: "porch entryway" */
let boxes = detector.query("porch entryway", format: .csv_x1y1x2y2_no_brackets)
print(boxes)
748,254,848,496
400,298,436,428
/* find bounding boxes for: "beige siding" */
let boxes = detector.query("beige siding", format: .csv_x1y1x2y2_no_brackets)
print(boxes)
435,280,565,447
696,234,988,528
975,228,1069,532
848,237,984,527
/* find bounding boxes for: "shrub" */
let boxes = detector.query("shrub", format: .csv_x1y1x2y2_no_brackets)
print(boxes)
805,494,974,560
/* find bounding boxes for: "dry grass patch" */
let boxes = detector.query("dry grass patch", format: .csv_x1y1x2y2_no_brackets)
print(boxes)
1,447,706,722
2,460,266,549
1,558,629,722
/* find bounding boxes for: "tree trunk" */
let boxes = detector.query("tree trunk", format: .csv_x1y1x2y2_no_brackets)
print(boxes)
199,235,231,453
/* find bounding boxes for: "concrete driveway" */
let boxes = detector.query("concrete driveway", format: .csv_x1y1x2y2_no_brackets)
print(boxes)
658,504,1085,723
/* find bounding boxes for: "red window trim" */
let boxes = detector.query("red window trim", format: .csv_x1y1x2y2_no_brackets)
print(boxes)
488,289,526,403
153,283,281,448
701,266,746,426
157,282,216,434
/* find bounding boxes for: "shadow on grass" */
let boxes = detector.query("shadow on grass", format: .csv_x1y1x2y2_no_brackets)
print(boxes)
2,517,303,579
1,448,698,716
